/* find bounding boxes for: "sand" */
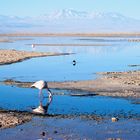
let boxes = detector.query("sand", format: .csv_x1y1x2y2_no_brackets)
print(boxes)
0,49,69,65
0,110,31,129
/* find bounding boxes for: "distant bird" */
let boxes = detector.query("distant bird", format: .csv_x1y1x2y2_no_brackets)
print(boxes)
31,44,35,48
31,80,53,106
73,60,76,66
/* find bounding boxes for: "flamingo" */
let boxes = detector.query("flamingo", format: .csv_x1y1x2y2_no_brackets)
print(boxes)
31,80,53,113
31,44,35,48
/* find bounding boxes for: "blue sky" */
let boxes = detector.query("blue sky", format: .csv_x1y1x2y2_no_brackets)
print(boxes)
1,0,140,19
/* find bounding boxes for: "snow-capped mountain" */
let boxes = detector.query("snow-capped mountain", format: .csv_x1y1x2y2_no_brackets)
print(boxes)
44,9,88,19
0,9,140,33
43,9,127,20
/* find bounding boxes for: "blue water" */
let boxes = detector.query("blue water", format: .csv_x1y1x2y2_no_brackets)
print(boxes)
0,36,140,81
0,36,127,51
0,85,140,117
0,36,140,115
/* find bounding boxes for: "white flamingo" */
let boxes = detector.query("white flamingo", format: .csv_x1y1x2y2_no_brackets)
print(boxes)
31,80,53,113
31,44,35,48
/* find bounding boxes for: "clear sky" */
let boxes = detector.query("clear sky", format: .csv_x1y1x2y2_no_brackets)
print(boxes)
0,0,140,19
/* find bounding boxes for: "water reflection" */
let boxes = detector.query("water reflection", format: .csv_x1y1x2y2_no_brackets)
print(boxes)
0,36,139,54
32,96,52,114
0,85,140,117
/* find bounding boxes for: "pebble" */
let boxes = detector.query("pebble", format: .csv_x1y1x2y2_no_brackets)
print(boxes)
40,131,46,136
48,138,53,140
54,130,58,134
111,117,118,122
18,128,23,131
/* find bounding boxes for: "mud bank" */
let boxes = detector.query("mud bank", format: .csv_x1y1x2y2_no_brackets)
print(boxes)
0,108,104,129
2,70,140,98
0,110,31,129
0,49,70,65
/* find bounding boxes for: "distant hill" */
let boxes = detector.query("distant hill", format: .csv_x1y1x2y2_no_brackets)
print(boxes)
0,9,140,33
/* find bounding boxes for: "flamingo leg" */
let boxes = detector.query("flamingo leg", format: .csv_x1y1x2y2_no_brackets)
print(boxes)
46,88,53,103
39,89,43,107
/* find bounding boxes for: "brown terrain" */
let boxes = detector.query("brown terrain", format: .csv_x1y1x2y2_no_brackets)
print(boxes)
0,110,31,129
0,49,69,65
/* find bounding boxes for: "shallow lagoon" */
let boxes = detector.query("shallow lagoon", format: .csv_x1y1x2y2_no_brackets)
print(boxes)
0,36,140,81
0,36,140,114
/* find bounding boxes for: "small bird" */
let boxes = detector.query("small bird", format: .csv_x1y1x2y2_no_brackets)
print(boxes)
31,44,35,48
73,60,76,66
31,80,53,106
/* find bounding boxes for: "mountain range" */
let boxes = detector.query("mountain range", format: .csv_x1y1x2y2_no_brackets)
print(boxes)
0,9,140,33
